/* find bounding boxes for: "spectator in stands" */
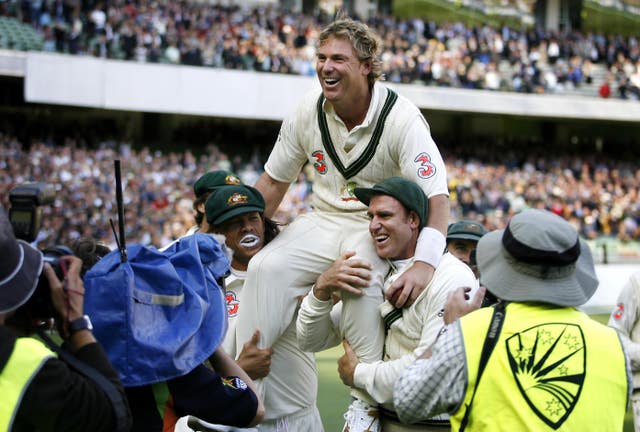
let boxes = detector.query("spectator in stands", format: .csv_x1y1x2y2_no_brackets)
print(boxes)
2,132,639,251
4,3,640,100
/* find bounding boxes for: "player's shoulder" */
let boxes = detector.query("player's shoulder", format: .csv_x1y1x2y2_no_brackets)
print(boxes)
437,253,477,284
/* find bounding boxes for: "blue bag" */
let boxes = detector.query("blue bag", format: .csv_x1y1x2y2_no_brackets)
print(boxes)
83,233,229,387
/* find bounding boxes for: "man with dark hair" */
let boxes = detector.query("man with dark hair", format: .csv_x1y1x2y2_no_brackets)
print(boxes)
192,170,243,233
446,220,487,277
394,209,630,431
0,207,132,431
205,184,274,381
172,185,276,432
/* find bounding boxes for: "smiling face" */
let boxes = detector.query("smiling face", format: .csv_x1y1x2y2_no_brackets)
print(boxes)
213,211,265,271
316,36,371,108
367,195,420,260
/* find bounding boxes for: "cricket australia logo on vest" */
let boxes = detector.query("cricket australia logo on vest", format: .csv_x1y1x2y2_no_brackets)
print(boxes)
506,323,586,429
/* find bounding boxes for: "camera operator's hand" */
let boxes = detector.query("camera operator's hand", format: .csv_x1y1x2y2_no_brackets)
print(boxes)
45,256,85,321
44,256,96,349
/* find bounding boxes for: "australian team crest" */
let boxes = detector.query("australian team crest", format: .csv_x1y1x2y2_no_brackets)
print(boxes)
340,182,359,202
227,193,248,206
506,323,586,429
225,174,241,185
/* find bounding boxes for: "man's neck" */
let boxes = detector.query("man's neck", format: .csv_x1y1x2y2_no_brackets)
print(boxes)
333,87,372,131
231,260,248,272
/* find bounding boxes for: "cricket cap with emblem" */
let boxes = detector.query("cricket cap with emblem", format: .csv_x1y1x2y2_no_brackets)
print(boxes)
477,208,598,307
0,206,44,313
354,177,429,227
447,220,487,242
205,185,266,226
193,170,243,198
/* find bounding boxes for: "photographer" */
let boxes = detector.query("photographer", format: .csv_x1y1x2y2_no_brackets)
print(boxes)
0,207,131,431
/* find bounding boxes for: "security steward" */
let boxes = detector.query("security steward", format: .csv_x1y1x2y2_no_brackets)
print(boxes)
394,209,630,431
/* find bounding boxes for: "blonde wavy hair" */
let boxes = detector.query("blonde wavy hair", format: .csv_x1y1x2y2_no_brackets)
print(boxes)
318,18,383,87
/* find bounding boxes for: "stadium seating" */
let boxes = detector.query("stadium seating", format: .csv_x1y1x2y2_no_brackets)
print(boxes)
1,3,638,100
0,16,43,51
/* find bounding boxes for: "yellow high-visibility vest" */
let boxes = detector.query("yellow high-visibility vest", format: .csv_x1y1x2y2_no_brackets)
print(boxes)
0,337,55,431
452,302,628,431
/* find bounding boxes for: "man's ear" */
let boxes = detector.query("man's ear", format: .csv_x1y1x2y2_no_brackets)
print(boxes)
409,211,421,229
360,59,372,76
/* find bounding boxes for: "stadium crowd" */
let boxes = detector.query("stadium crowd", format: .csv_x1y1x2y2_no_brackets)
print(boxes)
1,132,638,251
2,2,640,99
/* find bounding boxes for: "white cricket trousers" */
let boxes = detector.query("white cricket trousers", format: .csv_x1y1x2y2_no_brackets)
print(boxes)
238,211,386,406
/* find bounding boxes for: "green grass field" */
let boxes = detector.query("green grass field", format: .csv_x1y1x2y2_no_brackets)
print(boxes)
316,346,351,431
316,314,634,431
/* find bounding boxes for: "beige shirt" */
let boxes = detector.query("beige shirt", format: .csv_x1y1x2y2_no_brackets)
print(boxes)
608,270,640,388
265,83,448,213
296,253,477,407
221,267,246,358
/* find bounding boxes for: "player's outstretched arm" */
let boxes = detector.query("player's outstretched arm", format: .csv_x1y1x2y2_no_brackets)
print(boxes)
254,172,290,219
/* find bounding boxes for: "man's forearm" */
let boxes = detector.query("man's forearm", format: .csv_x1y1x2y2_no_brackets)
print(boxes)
296,292,342,352
254,172,290,219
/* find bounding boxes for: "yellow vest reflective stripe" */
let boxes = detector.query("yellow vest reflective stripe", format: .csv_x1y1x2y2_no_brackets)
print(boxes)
452,303,628,431
0,337,55,431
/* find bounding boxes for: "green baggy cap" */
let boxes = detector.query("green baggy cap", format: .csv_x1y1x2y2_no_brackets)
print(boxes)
354,177,428,227
447,220,487,242
193,170,242,198
205,185,265,226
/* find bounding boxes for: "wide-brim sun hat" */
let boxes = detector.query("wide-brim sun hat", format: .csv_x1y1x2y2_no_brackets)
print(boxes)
0,207,44,314
477,209,598,307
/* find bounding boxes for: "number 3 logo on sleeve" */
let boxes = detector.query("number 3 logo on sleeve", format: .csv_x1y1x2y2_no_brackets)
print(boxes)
312,150,328,175
414,152,436,179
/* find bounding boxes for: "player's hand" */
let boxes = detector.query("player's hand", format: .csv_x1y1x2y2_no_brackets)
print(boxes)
314,251,372,301
237,329,273,380
385,261,434,308
443,286,486,324
338,339,358,388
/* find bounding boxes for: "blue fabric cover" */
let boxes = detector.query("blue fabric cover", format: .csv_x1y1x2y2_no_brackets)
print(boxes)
84,233,229,387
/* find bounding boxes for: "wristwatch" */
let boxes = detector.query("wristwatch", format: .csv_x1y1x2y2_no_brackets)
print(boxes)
68,315,93,335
